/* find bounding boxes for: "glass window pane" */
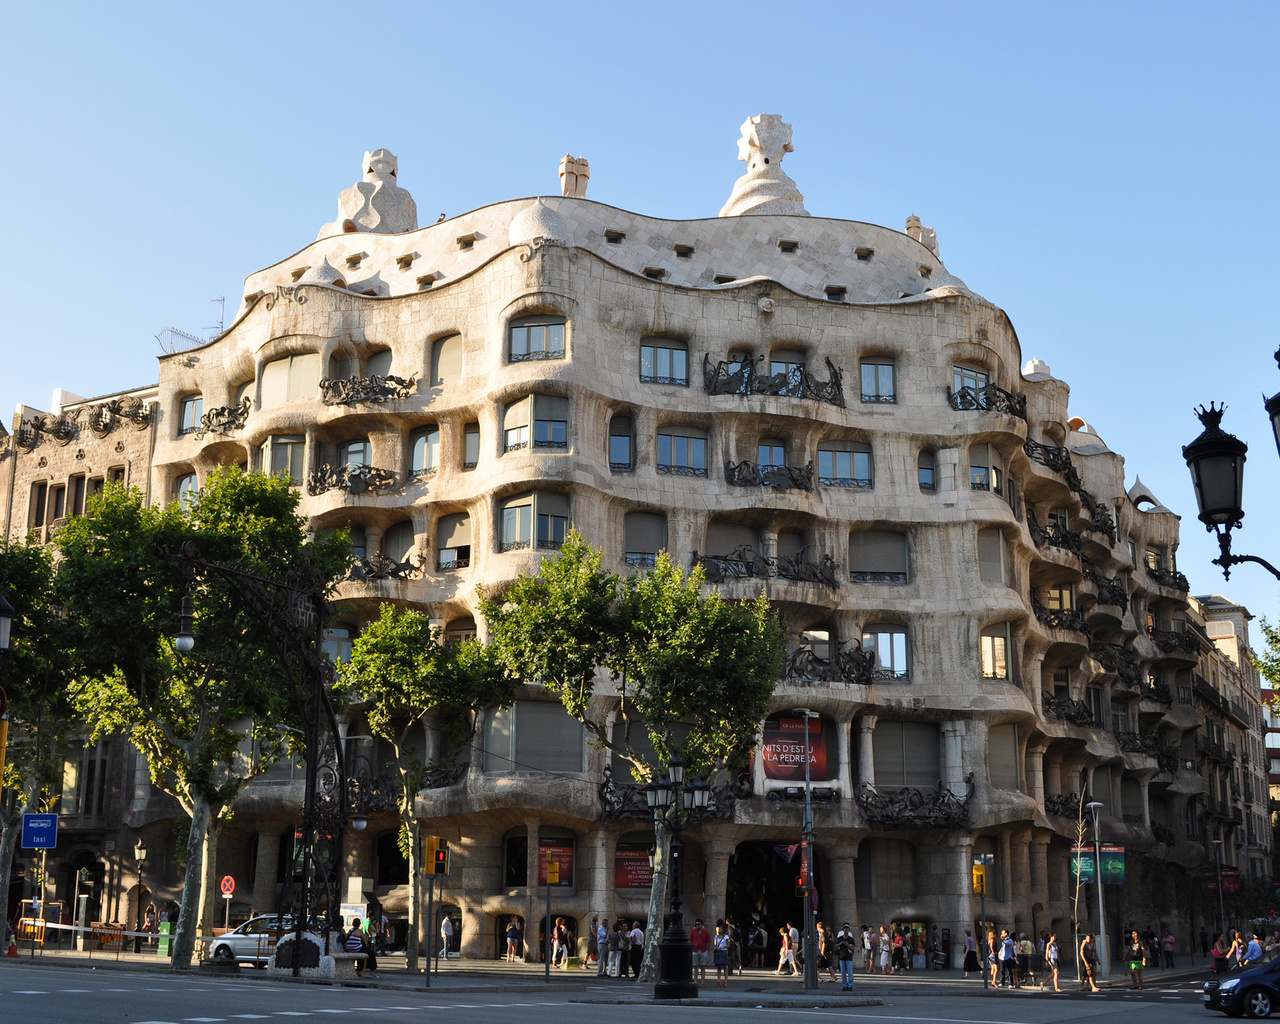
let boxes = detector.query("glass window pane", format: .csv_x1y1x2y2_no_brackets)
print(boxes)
530,325,546,353
675,436,688,466
657,348,671,380
641,346,654,379
659,435,672,465
672,349,687,382
610,435,631,465
691,437,706,469
511,327,527,357
548,323,564,353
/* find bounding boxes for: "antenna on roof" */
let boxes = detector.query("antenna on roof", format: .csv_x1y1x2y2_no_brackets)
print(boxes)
208,296,225,337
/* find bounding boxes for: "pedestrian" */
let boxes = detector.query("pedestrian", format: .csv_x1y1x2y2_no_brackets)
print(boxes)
816,922,837,983
690,917,711,986
962,929,979,979
1127,930,1147,989
628,920,644,980
1019,932,1036,986
713,922,731,987
378,910,389,955
440,913,454,960
506,916,523,962
726,916,743,975
986,929,999,986
836,923,856,990
1212,932,1228,974
892,928,906,974
1040,933,1060,992
1228,930,1245,969
880,926,892,974
587,915,599,969
999,929,1018,988
1080,933,1100,992
607,922,625,978
930,926,942,969
776,925,796,975
751,921,768,969
595,917,609,976
1162,929,1175,970
863,925,873,973
1244,932,1263,966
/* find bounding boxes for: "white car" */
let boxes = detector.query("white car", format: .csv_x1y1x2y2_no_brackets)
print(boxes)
207,916,294,967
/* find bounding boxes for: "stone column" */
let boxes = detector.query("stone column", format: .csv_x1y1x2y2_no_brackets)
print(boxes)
1044,756,1063,799
1009,830,1031,935
828,849,857,935
948,835,975,960
941,720,965,791
857,715,877,788
524,819,542,963
835,716,853,797
1030,836,1050,920
998,832,1013,910
1026,742,1047,810
585,827,612,924
701,837,736,927
251,829,281,914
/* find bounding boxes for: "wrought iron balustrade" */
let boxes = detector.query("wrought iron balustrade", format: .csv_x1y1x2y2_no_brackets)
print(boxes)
319,373,419,405
624,552,658,568
702,353,845,408
1028,510,1083,555
1117,731,1159,756
1044,792,1081,817
1122,813,1145,825
783,640,876,686
850,569,908,583
1078,490,1118,544
509,348,564,363
1141,679,1174,706
597,765,750,822
1042,693,1094,725
819,474,872,487
946,382,1027,420
1082,558,1129,609
656,463,708,477
344,552,422,582
307,463,398,496
694,545,839,588
194,397,251,439
725,459,815,492
1023,438,1074,474
1090,641,1141,687
639,372,689,386
1149,627,1199,655
1145,564,1190,591
1032,597,1090,635
853,774,974,829
422,757,470,789
1151,821,1175,845
500,539,531,552
436,554,470,572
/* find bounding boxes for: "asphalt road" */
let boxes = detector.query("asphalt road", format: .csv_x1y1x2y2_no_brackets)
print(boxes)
0,961,1223,1024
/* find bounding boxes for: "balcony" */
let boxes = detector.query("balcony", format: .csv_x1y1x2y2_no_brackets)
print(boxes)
694,546,840,588
318,373,419,405
344,553,421,582
1141,679,1174,707
1090,641,1141,687
1042,693,1094,726
307,464,398,496
1149,627,1200,657
1151,821,1176,845
1082,558,1128,609
1045,792,1080,817
853,774,974,828
1023,438,1074,474
1144,563,1190,592
946,382,1027,420
194,397,251,440
1028,511,1083,556
599,766,751,821
1117,731,1159,756
1032,597,1090,636
783,641,876,686
702,353,845,408
725,459,816,492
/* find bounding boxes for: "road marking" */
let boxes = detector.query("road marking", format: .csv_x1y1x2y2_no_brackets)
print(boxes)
184,1018,227,1022
12,991,50,995
313,1013,351,1016
228,1017,271,1020
59,988,93,993
273,1016,313,1019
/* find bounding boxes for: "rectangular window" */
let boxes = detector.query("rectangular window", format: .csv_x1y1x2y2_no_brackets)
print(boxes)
624,511,666,567
977,528,1011,585
535,492,569,550
260,353,320,407
533,395,569,449
770,351,805,396
860,361,896,403
1046,585,1073,611
917,450,936,491
437,513,471,570
609,415,633,470
988,724,1020,791
640,342,689,385
818,442,872,487
411,426,440,475
501,498,533,551
981,624,1010,679
179,395,203,435
509,317,566,362
29,482,47,528
758,441,785,468
259,435,305,485
849,531,908,583
503,399,530,452
338,440,369,467
954,364,989,393
657,429,708,476
872,722,940,788
69,475,87,517
463,423,480,468
50,485,66,522
1111,699,1130,734
862,626,909,680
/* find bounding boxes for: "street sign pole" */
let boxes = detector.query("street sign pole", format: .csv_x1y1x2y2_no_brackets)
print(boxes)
545,850,556,984
424,875,434,987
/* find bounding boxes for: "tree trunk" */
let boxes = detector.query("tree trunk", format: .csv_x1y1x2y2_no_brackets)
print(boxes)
170,792,212,970
406,815,421,974
0,789,31,939
638,815,672,983
194,816,224,962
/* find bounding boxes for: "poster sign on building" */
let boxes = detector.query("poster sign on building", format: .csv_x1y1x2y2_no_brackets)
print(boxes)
613,845,654,889
1070,844,1125,884
538,842,574,887
761,716,828,781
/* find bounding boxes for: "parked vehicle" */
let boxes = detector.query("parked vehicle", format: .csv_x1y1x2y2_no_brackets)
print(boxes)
206,916,294,967
1204,947,1280,1018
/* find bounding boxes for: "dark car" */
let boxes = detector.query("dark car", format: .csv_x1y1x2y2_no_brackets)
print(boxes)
1204,947,1280,1017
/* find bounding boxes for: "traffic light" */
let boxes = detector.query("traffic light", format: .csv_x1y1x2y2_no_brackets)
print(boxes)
433,840,450,875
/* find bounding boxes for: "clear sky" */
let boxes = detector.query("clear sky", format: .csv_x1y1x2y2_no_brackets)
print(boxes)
5,1,1280,631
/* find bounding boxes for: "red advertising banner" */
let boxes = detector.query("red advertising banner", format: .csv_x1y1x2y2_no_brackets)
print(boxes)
1222,867,1241,896
614,846,653,889
538,843,574,887
761,716,829,781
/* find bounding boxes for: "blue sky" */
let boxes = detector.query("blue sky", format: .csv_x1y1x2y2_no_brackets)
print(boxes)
6,1,1280,631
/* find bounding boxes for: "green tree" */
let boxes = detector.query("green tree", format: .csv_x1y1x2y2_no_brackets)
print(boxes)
338,603,513,973
481,532,783,980
55,469,349,970
0,540,75,931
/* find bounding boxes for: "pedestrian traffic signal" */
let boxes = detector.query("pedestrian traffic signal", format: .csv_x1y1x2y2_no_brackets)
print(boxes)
433,840,450,875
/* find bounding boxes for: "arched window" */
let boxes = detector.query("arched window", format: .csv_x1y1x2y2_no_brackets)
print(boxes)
444,617,477,643
365,349,393,378
178,395,203,436
174,473,198,509
431,334,463,385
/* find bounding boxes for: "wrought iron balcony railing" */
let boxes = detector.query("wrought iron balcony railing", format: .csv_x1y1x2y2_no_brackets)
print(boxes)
1044,792,1080,817
783,641,876,686
694,545,839,588
1082,559,1129,609
344,552,422,582
435,554,470,572
1042,693,1094,725
1028,510,1083,556
194,397,251,440
702,354,845,408
1117,731,1159,756
1090,641,1141,687
1145,563,1190,592
1151,821,1175,845
598,765,751,821
1149,627,1199,656
624,552,658,568
319,373,419,405
656,463,708,477
1032,597,1091,635
725,459,816,492
946,382,1027,420
1023,438,1074,474
1141,679,1174,706
307,464,398,496
853,774,974,828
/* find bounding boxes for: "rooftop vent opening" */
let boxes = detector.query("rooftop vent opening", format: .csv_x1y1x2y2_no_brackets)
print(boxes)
417,274,438,291
824,286,847,302
456,232,478,251
643,267,667,281
779,240,799,255
345,253,367,270
919,265,933,279
855,248,874,262
396,253,418,271
674,244,694,259
605,230,626,244
342,219,358,233
713,274,737,284
290,267,309,283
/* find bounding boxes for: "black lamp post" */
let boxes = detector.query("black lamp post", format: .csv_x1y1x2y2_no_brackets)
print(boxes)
646,754,710,1000
1183,386,1280,581
134,839,148,954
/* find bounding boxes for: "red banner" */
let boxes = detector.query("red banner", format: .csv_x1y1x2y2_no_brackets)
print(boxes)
538,843,574,887
761,717,829,781
614,846,653,889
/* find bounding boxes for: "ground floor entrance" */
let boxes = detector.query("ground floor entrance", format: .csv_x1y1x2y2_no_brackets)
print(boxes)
726,840,816,966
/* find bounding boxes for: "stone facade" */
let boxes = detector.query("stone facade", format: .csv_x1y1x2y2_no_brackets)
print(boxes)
2,122,1269,962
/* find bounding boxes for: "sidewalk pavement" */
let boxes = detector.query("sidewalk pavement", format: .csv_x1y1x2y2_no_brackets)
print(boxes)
1,945,1211,1006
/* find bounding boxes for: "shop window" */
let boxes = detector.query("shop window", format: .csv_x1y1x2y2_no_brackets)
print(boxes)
260,353,320,406
988,724,1020,791
849,531,907,583
818,441,872,487
509,315,566,362
483,702,585,773
436,513,471,571
640,340,689,385
872,722,940,788
431,334,463,385
411,426,440,475
624,511,666,568
179,395,203,435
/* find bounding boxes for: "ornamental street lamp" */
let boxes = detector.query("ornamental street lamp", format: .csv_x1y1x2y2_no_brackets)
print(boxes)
1086,801,1109,978
792,707,820,992
134,839,148,954
1183,388,1280,581
647,754,711,1000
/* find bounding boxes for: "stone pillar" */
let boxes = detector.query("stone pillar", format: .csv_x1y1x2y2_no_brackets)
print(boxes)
836,716,853,796
1009,830,1031,935
585,827,612,924
948,835,975,958
998,832,1013,909
701,837,736,927
1030,836,1050,920
857,715,877,788
524,819,541,963
1044,756,1063,799
364,525,385,559
251,829,281,914
941,720,965,791
829,849,857,935
1026,742,1047,810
